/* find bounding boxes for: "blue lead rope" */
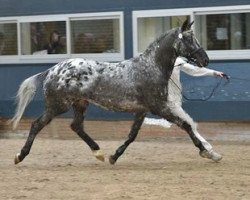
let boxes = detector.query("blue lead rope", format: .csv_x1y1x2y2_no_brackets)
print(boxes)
170,74,230,102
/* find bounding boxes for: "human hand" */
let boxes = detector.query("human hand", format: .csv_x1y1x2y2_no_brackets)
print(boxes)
213,71,224,78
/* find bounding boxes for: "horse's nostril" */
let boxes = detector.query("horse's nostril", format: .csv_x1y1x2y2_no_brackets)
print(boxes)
205,58,209,66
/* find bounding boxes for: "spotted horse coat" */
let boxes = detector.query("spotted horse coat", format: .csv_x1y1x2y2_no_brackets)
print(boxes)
11,20,222,165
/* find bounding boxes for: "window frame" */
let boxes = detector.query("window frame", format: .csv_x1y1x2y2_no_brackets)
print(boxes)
0,11,124,64
133,5,250,60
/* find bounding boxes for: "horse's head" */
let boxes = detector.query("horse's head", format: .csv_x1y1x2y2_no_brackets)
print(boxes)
174,20,209,67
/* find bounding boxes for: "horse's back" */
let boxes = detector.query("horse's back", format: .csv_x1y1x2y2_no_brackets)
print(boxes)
43,58,104,93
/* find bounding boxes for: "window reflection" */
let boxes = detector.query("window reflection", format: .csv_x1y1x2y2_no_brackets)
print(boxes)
71,19,120,54
195,13,250,50
0,23,17,55
21,21,66,55
137,16,189,52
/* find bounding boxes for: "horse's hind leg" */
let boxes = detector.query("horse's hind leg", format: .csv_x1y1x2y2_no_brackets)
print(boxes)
15,99,70,164
15,110,61,164
156,105,222,162
109,112,146,165
71,101,104,162
15,112,52,164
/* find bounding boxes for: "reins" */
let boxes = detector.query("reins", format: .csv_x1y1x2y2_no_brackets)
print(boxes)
227,76,250,82
170,74,230,102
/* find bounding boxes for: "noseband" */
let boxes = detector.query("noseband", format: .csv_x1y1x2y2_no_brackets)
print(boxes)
186,47,204,62
189,47,203,56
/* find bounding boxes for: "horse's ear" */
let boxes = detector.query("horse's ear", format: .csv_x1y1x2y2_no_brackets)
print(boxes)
187,21,194,30
181,19,189,32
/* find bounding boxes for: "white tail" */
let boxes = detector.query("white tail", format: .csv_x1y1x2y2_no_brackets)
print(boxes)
11,73,42,129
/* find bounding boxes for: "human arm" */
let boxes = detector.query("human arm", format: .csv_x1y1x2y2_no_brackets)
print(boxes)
180,61,224,77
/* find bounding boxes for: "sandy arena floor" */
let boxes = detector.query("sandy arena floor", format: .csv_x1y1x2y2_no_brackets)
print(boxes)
1,120,250,200
0,136,250,200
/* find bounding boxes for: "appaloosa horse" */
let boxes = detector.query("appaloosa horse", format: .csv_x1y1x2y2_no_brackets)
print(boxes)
11,20,222,165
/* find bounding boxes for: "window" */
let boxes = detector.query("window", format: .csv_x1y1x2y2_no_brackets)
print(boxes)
0,12,124,63
21,21,66,55
71,19,120,54
0,22,17,55
133,6,250,60
195,13,250,50
133,9,192,55
137,15,189,53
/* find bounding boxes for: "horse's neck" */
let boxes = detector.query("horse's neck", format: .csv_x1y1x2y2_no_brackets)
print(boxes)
145,32,177,79
135,29,179,85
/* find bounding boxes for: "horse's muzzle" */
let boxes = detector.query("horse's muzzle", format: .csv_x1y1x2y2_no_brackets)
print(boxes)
203,57,209,67
196,53,209,68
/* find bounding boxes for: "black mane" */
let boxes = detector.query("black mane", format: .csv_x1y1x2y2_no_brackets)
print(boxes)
142,27,179,57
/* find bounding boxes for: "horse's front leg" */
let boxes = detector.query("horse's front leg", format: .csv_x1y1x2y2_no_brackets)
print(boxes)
109,112,146,165
71,101,104,162
155,103,222,162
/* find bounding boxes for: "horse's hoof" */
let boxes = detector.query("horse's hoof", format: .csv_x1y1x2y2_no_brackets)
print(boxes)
92,150,105,162
14,153,21,165
199,150,222,162
109,155,116,165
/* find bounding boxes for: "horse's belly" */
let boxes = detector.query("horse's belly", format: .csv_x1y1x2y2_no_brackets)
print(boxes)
89,98,147,113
